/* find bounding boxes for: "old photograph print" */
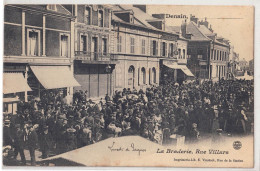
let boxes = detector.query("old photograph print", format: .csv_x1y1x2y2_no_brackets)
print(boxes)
3,4,254,167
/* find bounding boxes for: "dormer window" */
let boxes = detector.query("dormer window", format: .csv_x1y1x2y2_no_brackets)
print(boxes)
129,14,134,23
85,7,91,25
47,5,57,11
98,10,104,27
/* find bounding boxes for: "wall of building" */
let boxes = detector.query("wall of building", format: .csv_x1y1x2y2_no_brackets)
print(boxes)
111,21,178,90
177,39,188,64
210,44,229,80
187,41,210,78
76,5,110,28
114,55,159,91
4,5,72,58
74,62,114,98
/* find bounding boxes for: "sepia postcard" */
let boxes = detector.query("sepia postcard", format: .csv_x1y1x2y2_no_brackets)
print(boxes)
2,3,255,169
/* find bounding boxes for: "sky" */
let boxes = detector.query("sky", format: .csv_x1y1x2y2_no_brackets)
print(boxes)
147,5,254,62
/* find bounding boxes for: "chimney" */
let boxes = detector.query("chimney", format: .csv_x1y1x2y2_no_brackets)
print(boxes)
209,24,213,32
181,19,187,38
190,14,198,24
133,5,146,13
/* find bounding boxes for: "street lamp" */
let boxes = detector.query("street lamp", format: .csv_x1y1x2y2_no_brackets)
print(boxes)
105,64,112,73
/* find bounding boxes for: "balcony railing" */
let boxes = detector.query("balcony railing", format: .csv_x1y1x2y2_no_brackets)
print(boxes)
75,51,118,62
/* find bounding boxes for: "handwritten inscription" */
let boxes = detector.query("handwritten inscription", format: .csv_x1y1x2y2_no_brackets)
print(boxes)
108,141,146,156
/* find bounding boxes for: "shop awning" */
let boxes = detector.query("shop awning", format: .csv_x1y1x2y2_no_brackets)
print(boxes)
3,73,32,94
180,66,194,77
164,63,194,77
30,66,81,89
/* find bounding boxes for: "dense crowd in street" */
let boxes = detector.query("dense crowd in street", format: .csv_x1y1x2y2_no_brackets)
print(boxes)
3,79,254,165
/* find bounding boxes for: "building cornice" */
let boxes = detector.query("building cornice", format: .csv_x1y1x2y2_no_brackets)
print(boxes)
7,5,76,20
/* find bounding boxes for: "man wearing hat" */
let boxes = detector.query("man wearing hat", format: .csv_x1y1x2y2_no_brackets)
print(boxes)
13,124,26,165
39,125,52,159
27,124,38,166
66,128,77,151
3,119,13,146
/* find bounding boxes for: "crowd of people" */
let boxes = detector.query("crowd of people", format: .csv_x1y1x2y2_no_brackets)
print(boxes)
3,78,254,165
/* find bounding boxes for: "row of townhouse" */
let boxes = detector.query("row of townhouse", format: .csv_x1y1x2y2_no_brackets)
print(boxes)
72,4,191,97
183,16,231,81
3,4,230,114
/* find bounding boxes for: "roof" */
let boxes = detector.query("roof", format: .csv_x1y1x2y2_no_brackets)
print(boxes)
111,5,157,28
9,4,72,17
197,24,229,46
111,5,178,35
198,25,215,36
186,22,211,41
166,26,181,33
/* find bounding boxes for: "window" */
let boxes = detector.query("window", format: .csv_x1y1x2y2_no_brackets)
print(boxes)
220,51,222,61
183,49,186,59
152,68,156,84
128,66,135,87
130,37,135,53
141,39,145,54
117,36,122,52
214,50,216,60
141,67,146,84
211,49,213,60
47,5,57,11
85,7,91,25
60,34,69,57
217,50,219,60
92,37,98,59
169,43,174,57
216,65,218,77
80,35,87,53
98,10,103,27
27,29,40,56
178,49,181,59
161,42,166,56
151,40,158,56
102,38,107,55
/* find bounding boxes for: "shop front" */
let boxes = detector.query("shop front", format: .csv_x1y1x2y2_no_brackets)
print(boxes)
161,59,194,85
3,64,32,114
74,60,116,99
27,65,81,104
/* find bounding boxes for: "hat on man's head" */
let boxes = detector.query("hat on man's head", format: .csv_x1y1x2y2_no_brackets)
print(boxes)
67,128,76,133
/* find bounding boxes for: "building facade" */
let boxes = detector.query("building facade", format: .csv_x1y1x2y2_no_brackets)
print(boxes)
4,4,79,112
238,58,248,71
110,5,184,91
182,16,230,81
249,59,254,75
68,5,118,99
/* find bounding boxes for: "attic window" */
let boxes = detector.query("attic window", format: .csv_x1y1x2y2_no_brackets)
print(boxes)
47,5,57,11
130,15,134,23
